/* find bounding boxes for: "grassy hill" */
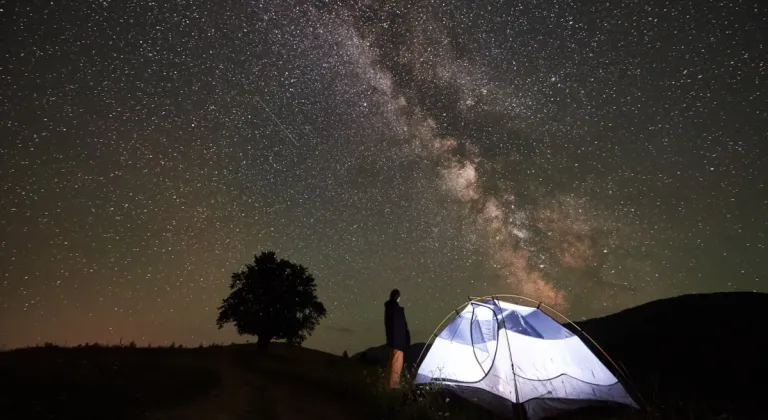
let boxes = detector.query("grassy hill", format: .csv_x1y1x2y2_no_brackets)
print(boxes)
0,342,221,420
0,341,490,420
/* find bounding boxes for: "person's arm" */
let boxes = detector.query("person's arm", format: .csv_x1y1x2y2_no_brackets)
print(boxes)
403,308,411,347
384,306,392,344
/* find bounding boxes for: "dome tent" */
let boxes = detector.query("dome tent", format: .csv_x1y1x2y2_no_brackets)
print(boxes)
413,295,641,420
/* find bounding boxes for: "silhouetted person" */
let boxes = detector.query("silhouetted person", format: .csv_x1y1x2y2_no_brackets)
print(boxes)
384,288,411,388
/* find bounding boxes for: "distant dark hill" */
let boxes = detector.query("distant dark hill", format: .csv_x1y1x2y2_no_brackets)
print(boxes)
352,342,430,370
571,291,768,418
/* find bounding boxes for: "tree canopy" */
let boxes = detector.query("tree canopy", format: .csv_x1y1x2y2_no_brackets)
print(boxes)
216,251,327,350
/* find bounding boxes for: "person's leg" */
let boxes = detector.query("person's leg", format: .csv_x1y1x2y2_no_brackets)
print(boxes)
387,349,404,388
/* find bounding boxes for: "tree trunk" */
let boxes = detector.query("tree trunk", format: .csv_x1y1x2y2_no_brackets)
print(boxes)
256,336,270,352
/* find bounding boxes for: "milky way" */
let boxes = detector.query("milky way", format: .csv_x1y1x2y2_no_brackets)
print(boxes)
1,0,766,354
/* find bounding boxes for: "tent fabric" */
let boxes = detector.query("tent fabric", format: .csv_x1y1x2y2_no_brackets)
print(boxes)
414,298,638,420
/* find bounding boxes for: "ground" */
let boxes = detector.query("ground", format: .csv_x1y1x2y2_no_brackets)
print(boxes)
145,344,367,420
0,338,759,420
0,342,379,420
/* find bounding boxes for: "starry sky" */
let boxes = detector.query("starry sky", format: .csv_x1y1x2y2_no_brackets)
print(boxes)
1,0,766,355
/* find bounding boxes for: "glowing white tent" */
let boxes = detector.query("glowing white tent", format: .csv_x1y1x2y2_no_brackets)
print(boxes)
413,296,639,420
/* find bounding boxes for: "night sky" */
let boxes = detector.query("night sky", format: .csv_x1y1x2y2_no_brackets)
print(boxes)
1,0,766,355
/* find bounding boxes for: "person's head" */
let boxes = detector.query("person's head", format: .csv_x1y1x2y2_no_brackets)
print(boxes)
389,288,400,302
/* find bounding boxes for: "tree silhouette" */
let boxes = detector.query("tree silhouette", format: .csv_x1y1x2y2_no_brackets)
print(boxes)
216,251,327,351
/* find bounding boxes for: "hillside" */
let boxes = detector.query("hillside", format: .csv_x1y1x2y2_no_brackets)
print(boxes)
352,342,430,368
0,343,222,420
0,342,377,420
573,291,768,419
0,342,488,420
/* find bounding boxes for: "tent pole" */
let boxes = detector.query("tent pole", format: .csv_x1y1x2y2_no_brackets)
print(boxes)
414,297,491,369
413,301,472,370
468,303,491,378
534,301,649,411
493,295,526,420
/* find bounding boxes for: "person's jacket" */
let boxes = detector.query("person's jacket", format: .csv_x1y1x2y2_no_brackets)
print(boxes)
384,299,411,351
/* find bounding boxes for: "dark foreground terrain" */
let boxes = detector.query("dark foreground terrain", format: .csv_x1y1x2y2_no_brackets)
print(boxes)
2,292,766,420
0,341,487,420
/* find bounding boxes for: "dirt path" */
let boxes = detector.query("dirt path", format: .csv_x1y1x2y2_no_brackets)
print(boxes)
236,350,366,420
145,348,364,420
255,370,364,420
145,349,253,420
